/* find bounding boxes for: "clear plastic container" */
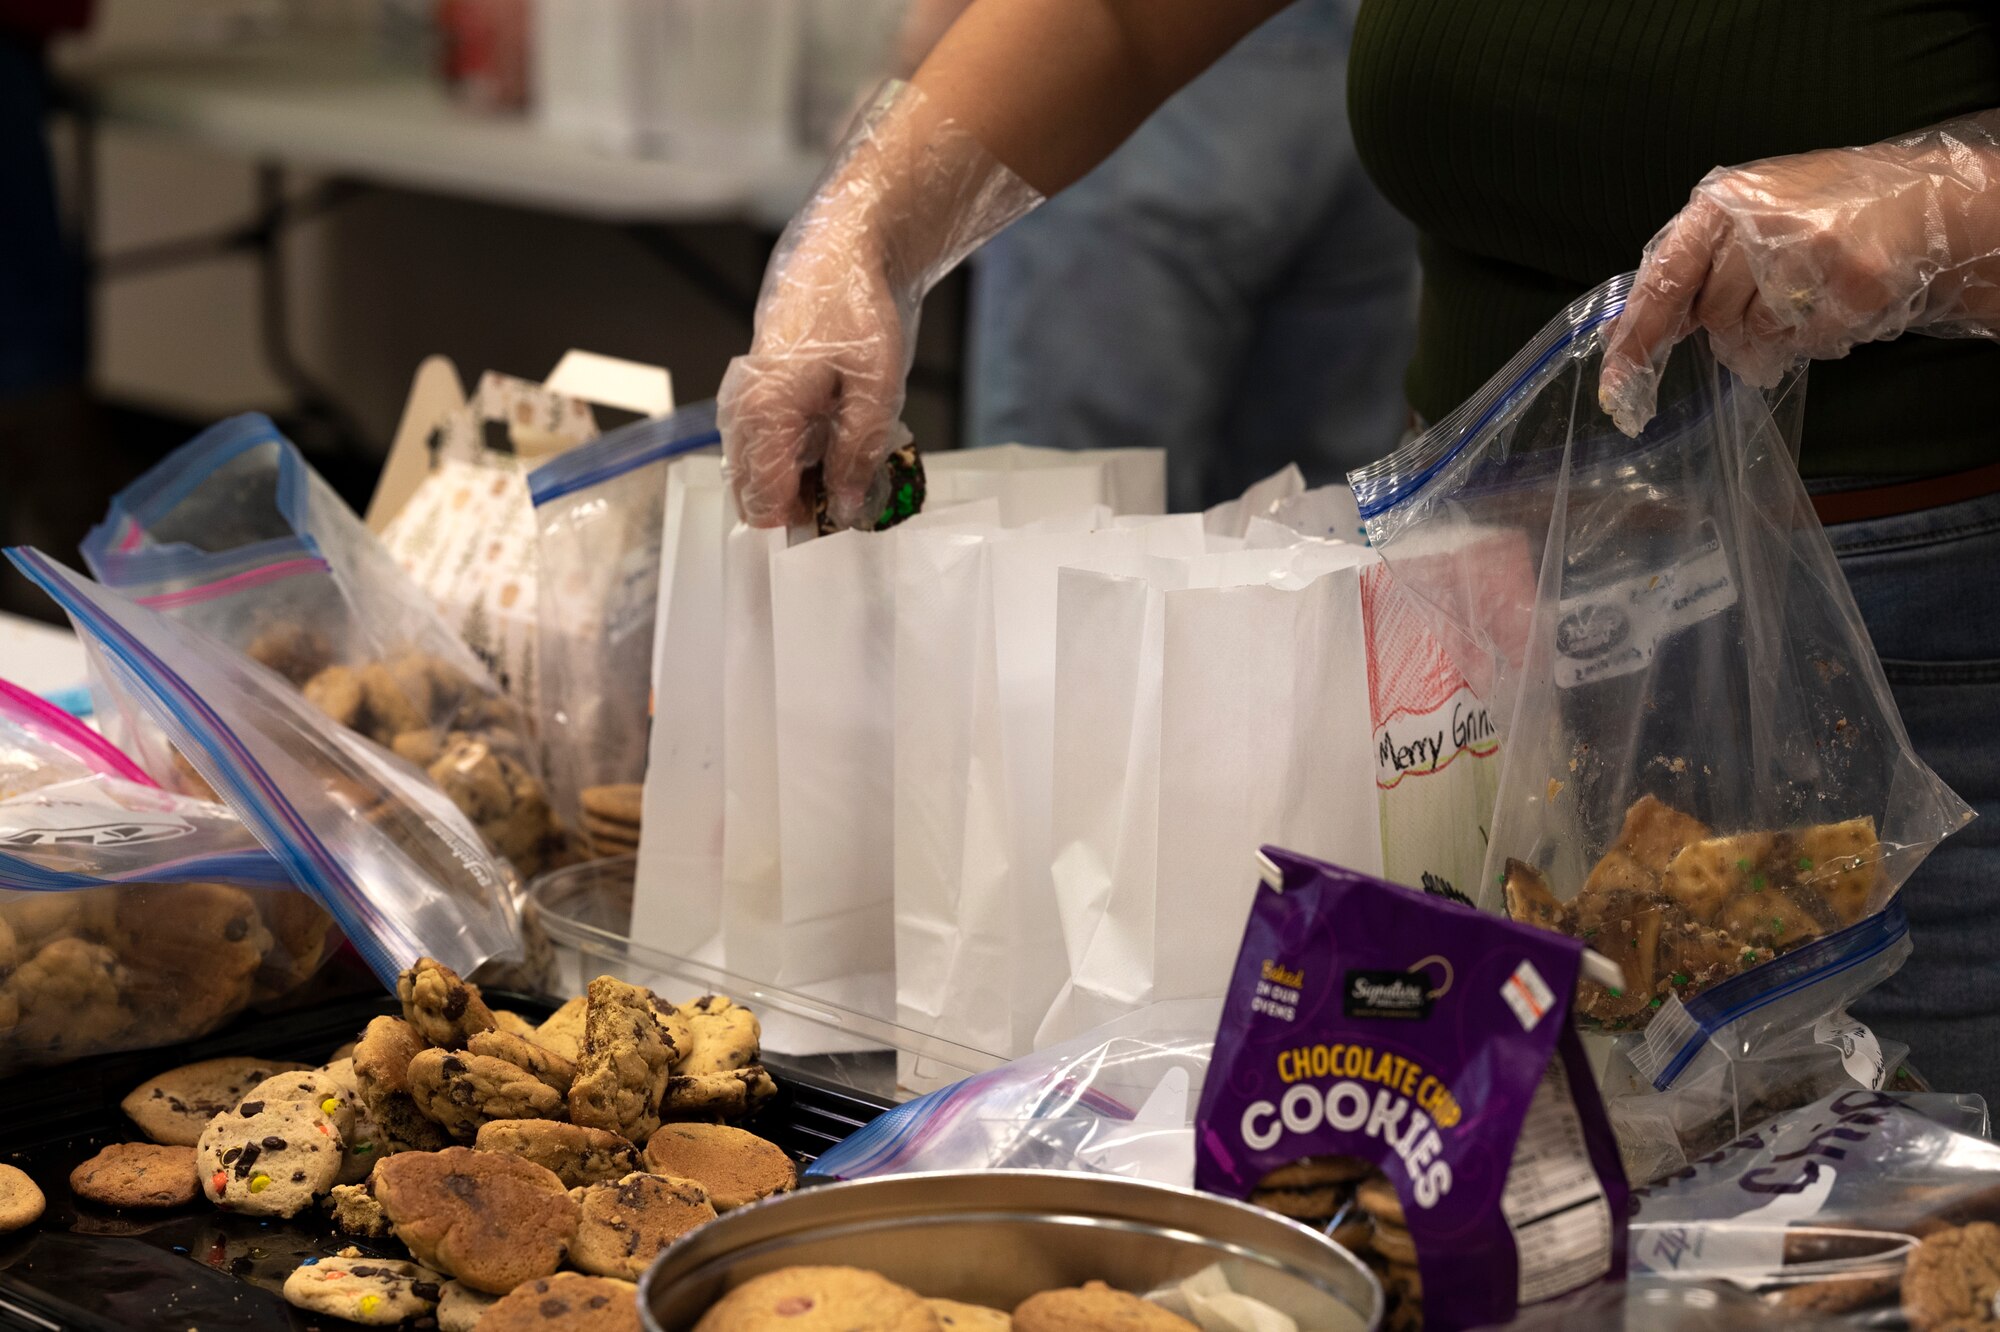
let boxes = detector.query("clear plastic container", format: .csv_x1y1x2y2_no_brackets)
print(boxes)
530,856,1006,1101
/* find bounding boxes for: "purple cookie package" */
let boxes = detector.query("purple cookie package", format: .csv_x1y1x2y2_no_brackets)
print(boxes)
1194,847,1629,1331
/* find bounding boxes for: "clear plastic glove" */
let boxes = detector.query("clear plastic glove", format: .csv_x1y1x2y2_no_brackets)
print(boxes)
721,82,1042,529
1600,113,2000,435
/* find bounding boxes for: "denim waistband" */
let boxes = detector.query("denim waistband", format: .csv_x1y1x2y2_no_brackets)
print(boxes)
1818,486,2000,556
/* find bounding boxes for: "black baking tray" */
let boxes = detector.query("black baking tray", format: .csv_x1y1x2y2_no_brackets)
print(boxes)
0,992,892,1331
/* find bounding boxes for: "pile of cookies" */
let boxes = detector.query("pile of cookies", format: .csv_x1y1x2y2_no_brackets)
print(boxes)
246,626,567,879
16,957,792,1329
1247,1157,1417,1331
577,784,643,858
1504,796,1883,1029
0,880,335,1069
696,1267,1198,1332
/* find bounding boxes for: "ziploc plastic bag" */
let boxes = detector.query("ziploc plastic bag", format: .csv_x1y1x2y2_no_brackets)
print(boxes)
528,400,718,847
10,548,522,987
1352,274,1970,1049
805,999,1217,1185
80,413,562,878
1628,1089,1998,1324
0,673,341,1067
0,674,287,892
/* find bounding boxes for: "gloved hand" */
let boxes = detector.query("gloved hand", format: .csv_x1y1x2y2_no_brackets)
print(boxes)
1600,114,2000,435
721,83,1042,529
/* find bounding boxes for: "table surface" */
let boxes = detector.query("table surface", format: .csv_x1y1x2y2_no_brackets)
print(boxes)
58,47,823,227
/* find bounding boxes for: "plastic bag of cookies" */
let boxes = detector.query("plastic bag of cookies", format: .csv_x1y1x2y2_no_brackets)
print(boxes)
1629,1088,2000,1326
78,414,564,879
528,400,718,847
11,549,527,989
1195,847,1628,1332
0,676,341,1069
1356,279,1971,1037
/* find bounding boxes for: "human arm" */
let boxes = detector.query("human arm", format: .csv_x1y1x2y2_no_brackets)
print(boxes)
722,0,1290,528
1599,113,2000,436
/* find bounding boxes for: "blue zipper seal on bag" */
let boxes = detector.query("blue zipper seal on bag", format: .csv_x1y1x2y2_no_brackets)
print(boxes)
1644,897,1911,1092
1348,273,1634,523
6,548,417,984
528,400,720,508
81,414,317,580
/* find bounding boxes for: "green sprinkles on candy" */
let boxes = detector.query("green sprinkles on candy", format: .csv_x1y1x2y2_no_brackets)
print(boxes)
1736,858,1752,872
1751,874,1766,892
1607,987,1623,998
1742,949,1758,963
1650,997,1663,1008
1671,972,1689,986
1798,856,1815,871
1772,917,1784,932
1582,927,1598,938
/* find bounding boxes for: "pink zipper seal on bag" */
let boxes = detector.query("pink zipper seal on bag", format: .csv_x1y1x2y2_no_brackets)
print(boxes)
0,675,156,786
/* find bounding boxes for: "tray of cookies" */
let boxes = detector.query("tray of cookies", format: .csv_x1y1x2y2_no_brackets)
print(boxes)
0,959,891,1331
639,1169,1382,1331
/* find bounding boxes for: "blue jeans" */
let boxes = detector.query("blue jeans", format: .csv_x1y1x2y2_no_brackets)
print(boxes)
1835,491,2000,1106
966,0,1418,512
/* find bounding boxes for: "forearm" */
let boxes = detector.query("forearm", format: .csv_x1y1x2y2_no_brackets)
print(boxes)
910,0,1291,195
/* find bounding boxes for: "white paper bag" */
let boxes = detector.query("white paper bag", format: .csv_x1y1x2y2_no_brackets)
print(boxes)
927,445,1167,525
893,513,1208,1065
631,454,729,959
1039,541,1382,1045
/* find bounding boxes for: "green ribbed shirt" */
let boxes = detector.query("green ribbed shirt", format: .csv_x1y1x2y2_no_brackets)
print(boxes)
1348,0,2000,477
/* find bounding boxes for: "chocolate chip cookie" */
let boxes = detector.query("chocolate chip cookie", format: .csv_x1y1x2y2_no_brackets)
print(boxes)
468,1028,578,1096
121,1056,312,1147
928,1300,1012,1331
372,1146,578,1294
658,1066,778,1124
1013,1282,1198,1332
694,1267,939,1332
479,1273,641,1332
197,1099,344,1218
437,1279,501,1332
569,1171,717,1280
568,976,676,1142
475,1120,641,1189
675,995,759,1075
240,1068,358,1143
407,1049,565,1140
397,957,498,1049
1903,1222,2000,1331
69,1142,198,1208
282,1253,444,1325
326,1182,392,1238
0,1164,44,1231
641,1123,794,1212
535,996,587,1063
353,1015,452,1154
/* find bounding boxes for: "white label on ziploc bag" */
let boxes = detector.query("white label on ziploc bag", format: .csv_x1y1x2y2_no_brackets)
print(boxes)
1503,1058,1614,1303
1553,524,1738,689
1502,960,1555,1031
1814,1014,1888,1088
0,802,195,848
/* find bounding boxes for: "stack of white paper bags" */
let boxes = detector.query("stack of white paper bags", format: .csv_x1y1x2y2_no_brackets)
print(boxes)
633,448,1500,1082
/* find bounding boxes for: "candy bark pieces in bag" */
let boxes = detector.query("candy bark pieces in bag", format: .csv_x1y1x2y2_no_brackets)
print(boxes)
528,401,719,843
807,999,1218,1184
10,550,522,987
80,414,561,878
1602,900,1922,1185
1196,848,1628,1332
1351,273,1970,1034
894,511,1210,1073
1040,541,1381,1046
1630,1089,2000,1322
